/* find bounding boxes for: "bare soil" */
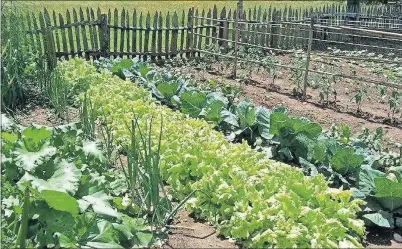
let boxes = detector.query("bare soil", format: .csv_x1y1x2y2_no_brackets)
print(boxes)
15,106,80,127
364,228,402,248
163,209,237,249
187,64,402,147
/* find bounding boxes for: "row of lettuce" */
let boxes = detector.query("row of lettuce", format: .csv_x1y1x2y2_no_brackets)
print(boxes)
1,117,158,248
102,58,402,230
59,58,366,247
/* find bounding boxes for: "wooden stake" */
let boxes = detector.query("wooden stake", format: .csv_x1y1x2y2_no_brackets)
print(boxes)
303,16,314,100
232,0,243,78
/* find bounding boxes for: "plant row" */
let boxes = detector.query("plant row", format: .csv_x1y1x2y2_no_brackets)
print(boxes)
102,57,402,231
58,58,366,248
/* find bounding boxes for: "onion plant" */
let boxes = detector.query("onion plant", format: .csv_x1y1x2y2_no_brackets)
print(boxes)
121,116,172,227
48,69,69,121
80,94,96,139
1,9,30,111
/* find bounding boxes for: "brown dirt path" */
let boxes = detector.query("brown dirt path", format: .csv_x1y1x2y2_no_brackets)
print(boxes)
163,209,237,249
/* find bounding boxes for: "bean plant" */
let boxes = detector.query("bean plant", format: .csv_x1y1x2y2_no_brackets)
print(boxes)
388,90,401,123
350,87,369,113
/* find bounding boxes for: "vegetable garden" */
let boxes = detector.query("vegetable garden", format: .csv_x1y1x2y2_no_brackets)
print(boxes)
2,1,402,248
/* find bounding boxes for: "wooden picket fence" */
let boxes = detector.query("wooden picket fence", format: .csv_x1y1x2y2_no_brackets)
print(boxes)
16,3,402,67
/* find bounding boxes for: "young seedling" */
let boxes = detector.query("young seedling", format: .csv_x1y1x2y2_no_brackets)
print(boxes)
378,85,387,103
388,90,400,123
350,88,368,113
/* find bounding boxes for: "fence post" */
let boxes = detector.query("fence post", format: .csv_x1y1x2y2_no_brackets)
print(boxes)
232,0,243,78
303,16,314,100
98,14,109,58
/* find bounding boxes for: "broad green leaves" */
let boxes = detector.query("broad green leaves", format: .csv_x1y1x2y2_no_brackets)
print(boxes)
19,160,82,195
270,112,322,161
79,191,119,218
255,107,271,140
1,118,156,248
41,190,79,216
235,100,256,129
374,178,402,211
180,90,207,117
111,59,134,79
82,140,107,163
14,144,56,172
156,81,180,101
358,165,386,196
363,211,394,228
356,166,402,229
331,147,364,175
180,90,227,124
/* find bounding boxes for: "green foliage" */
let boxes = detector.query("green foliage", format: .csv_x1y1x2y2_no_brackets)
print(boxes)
357,166,402,229
1,11,31,111
350,88,369,112
331,147,365,175
48,69,70,120
59,58,366,248
96,57,402,233
1,119,160,248
270,112,322,161
1,8,52,112
388,90,400,122
121,116,172,226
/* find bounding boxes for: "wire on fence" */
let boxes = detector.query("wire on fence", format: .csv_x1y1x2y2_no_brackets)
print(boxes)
194,49,402,90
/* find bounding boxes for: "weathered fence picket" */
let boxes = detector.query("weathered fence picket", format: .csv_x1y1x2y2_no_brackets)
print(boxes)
72,9,81,56
144,12,150,60
132,10,137,54
151,11,157,60
165,12,170,57
120,9,126,57
171,12,178,57
158,12,163,59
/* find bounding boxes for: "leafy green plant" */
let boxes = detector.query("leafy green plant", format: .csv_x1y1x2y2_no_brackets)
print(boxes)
261,54,281,86
220,100,272,145
269,112,323,161
289,54,306,96
350,88,369,113
180,90,228,124
377,85,387,103
388,90,400,123
1,119,159,248
355,165,402,230
59,58,366,248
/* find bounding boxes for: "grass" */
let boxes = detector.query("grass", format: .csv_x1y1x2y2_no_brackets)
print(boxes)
10,1,341,16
